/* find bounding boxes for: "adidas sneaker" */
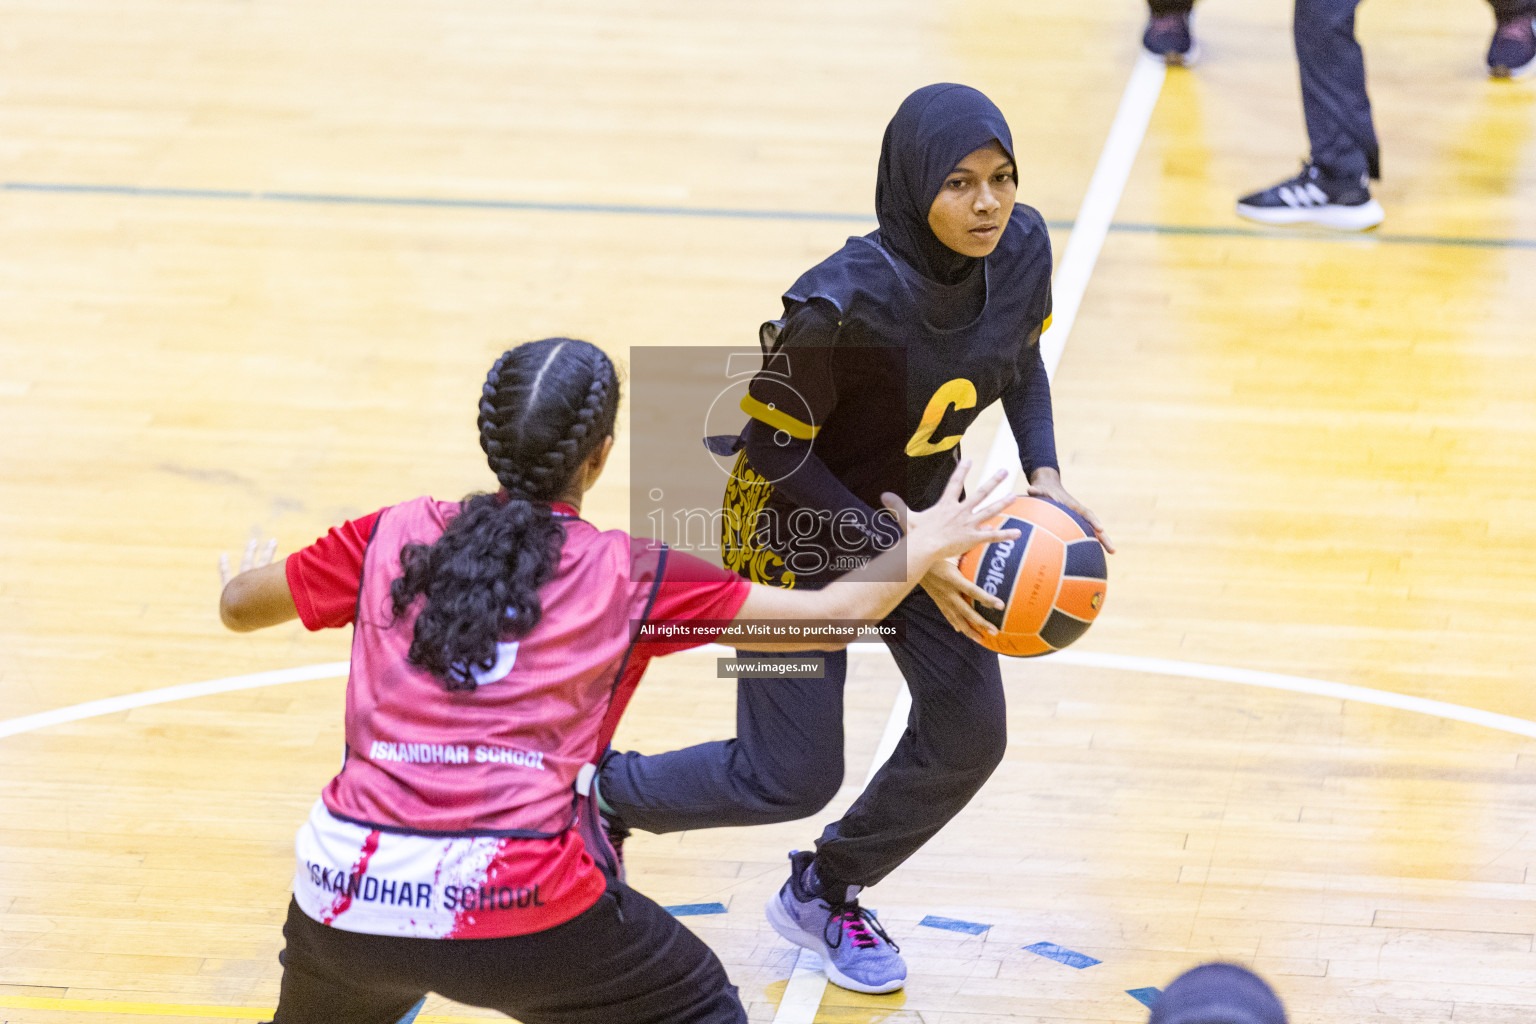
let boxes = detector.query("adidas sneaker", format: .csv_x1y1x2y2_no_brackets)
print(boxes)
1236,162,1384,231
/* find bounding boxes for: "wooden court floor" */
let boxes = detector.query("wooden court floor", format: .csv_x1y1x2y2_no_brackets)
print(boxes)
3,1,1535,1021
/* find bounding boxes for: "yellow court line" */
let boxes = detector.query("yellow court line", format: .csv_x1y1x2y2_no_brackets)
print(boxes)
0,996,496,1023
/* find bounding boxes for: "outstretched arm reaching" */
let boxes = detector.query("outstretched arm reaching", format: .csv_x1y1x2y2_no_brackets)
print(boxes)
731,460,1020,650
218,539,295,632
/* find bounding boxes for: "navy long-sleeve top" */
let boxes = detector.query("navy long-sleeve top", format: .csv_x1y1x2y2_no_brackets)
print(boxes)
742,297,1058,530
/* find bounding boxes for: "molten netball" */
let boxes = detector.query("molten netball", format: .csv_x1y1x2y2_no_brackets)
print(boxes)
957,496,1107,657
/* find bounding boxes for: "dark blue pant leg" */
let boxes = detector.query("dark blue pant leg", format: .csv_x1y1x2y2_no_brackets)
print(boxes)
1148,0,1194,14
1295,0,1379,180
599,650,848,833
812,588,1007,889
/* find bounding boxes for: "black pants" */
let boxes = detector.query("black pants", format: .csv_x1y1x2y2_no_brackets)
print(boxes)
1296,0,1379,180
602,587,1007,890
272,892,744,1024
1150,0,1536,179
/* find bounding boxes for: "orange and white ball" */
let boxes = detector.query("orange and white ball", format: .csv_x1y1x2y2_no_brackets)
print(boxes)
956,496,1107,657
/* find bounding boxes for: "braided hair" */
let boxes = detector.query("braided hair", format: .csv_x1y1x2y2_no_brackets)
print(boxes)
390,338,621,689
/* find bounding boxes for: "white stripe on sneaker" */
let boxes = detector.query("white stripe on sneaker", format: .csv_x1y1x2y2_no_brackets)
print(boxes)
1235,195,1384,230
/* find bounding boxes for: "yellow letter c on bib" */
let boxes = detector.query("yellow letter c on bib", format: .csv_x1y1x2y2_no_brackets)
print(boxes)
905,378,977,457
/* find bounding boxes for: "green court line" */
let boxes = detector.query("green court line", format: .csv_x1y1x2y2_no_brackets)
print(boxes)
3,180,1534,251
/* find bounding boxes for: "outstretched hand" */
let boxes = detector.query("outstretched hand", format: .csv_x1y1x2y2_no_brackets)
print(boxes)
881,459,1020,641
880,460,1019,564
219,537,278,587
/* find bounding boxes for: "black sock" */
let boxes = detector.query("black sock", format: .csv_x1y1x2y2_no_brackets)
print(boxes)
804,861,859,903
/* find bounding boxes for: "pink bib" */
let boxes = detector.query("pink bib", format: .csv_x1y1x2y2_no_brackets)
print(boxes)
321,495,663,836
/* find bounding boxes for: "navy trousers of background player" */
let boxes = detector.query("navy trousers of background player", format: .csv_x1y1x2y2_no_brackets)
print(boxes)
1295,0,1380,181
600,586,1007,890
1149,0,1536,181
1297,0,1534,179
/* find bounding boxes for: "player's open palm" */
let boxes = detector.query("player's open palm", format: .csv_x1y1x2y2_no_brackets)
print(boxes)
882,460,1016,641
218,537,279,586
882,461,1017,563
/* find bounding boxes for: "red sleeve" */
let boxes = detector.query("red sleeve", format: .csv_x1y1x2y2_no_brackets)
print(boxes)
638,549,750,656
285,510,383,630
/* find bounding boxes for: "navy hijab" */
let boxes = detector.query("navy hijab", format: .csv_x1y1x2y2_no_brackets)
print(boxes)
875,83,1017,285
778,80,1051,343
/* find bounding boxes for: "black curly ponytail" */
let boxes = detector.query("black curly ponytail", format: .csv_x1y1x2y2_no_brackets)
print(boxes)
390,338,621,689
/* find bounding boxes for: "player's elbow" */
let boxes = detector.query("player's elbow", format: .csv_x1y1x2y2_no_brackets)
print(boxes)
219,577,266,632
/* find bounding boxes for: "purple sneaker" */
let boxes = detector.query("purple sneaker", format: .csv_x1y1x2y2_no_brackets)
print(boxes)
764,851,906,994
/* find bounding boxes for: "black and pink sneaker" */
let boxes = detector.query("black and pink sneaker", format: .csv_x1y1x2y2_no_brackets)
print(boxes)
1488,14,1536,79
1142,11,1200,67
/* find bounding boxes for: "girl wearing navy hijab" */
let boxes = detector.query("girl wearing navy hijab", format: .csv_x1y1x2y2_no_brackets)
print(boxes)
599,84,1112,994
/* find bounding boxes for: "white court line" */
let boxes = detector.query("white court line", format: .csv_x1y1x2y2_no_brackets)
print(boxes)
1046,649,1536,740
0,662,351,740
768,53,1170,1024
5,647,1535,744
1037,54,1167,382
982,52,1167,481
773,951,832,1022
